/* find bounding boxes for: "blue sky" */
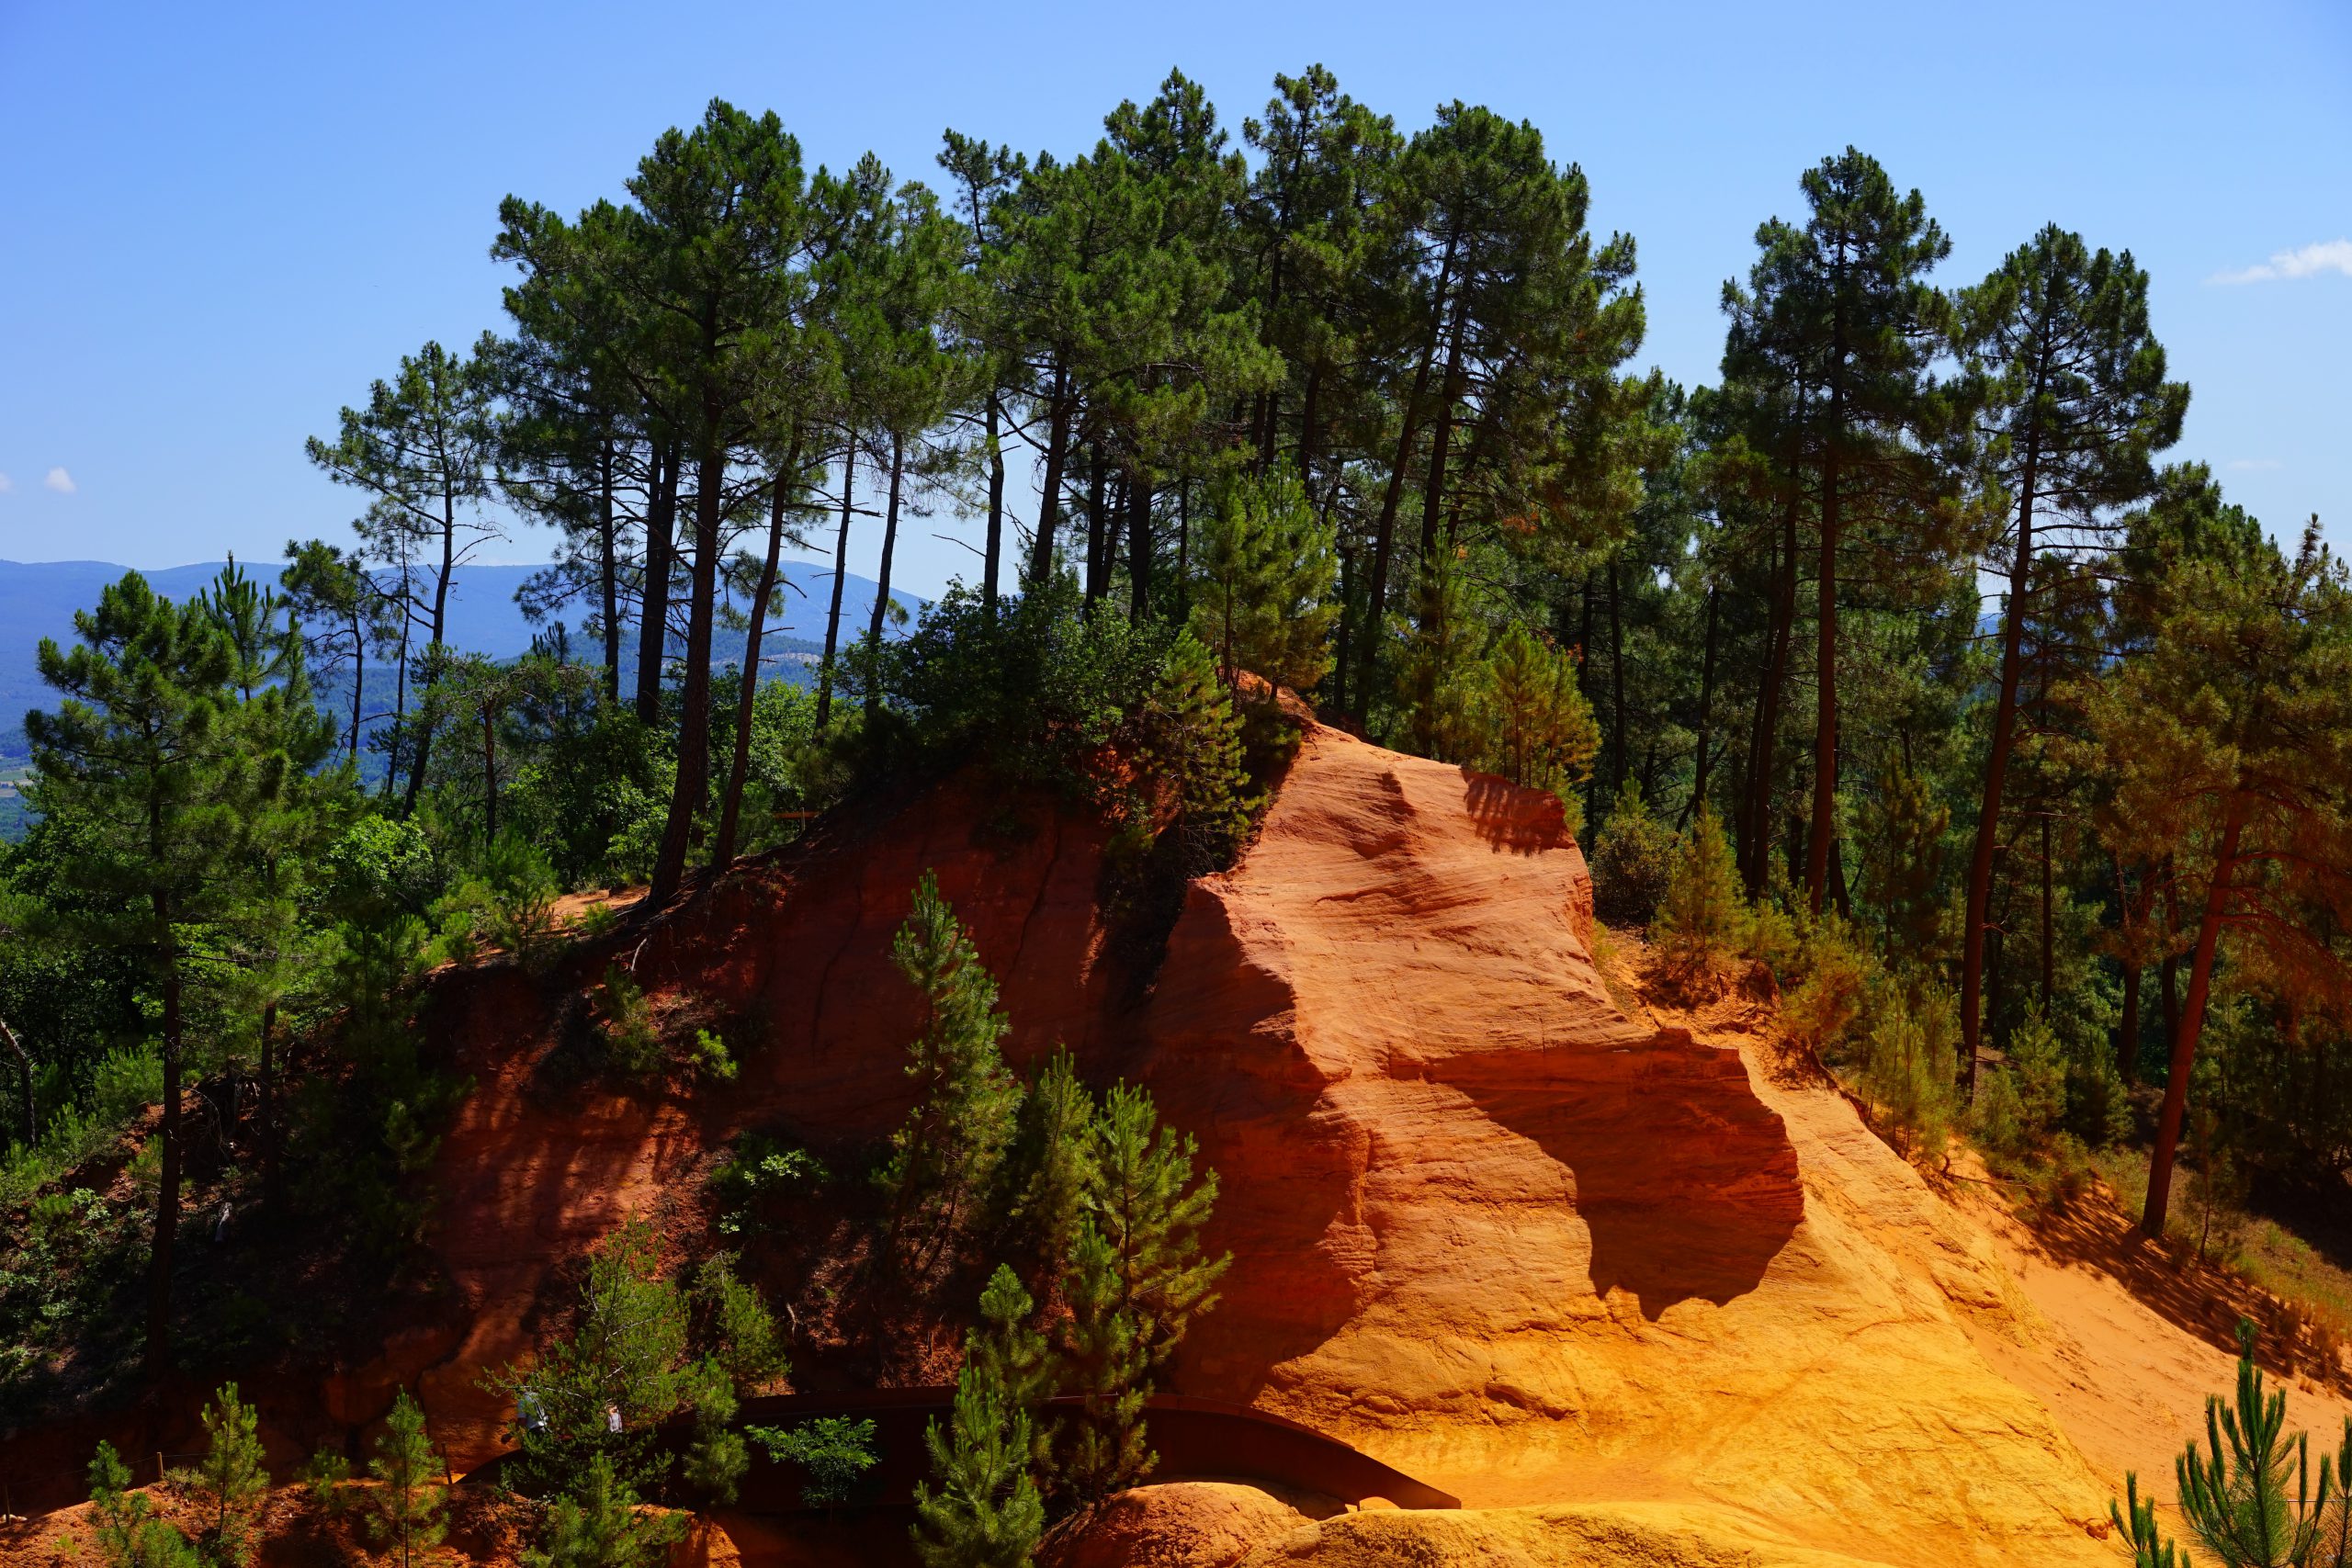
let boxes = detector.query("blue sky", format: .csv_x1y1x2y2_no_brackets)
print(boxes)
2,0,2346,597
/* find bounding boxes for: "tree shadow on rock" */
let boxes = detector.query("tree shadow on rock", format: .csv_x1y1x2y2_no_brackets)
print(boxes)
1440,1028,1805,1319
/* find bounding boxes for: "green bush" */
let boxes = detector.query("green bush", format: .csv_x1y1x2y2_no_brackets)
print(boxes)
592,966,662,1077
748,1417,878,1508
1853,976,1961,1160
1653,807,1744,981
1589,782,1675,926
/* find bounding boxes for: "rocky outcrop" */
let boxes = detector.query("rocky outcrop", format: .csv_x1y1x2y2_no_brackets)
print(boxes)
397,721,2114,1563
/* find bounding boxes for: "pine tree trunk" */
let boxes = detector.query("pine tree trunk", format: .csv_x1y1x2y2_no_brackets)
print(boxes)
2143,807,2246,1235
598,438,620,704
648,436,725,910
715,449,798,869
817,441,855,730
1609,560,1628,795
1027,366,1071,585
1681,584,1720,831
1743,491,1799,893
2039,813,2055,1010
1806,438,1840,916
1125,462,1151,622
257,998,282,1214
635,443,677,725
865,432,905,718
1083,447,1110,608
146,898,181,1379
481,703,498,842
1962,457,2040,1091
1356,234,1457,727
982,395,1005,609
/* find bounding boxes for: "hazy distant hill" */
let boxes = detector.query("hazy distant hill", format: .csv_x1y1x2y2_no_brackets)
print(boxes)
0,558,923,767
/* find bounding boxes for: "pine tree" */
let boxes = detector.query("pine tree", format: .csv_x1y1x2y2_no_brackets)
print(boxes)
881,874,1022,1266
1722,148,1960,915
90,1443,200,1568
1654,807,1742,980
2170,1324,2352,1568
1187,472,1339,693
1135,634,1255,867
1475,623,1600,826
910,1342,1046,1568
366,1391,447,1568
2073,525,2352,1233
1956,224,2188,1089
1001,1053,1098,1287
187,1382,269,1567
1394,546,1479,761
522,1452,681,1568
1060,1084,1229,1505
305,339,501,808
25,573,246,1376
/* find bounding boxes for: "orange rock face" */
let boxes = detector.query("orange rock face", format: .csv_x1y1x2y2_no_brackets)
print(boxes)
398,721,2121,1564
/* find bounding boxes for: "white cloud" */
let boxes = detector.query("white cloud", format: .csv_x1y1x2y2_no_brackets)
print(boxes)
2228,457,2282,471
2209,238,2352,285
43,467,74,493
0,472,12,492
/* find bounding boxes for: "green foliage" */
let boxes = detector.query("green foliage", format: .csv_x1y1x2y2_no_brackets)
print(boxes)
2109,1470,2187,1568
1474,625,1600,830
365,1390,447,1568
1187,472,1339,693
1133,634,1257,870
2167,1323,2352,1568
1394,547,1479,763
432,832,561,970
1000,1052,1097,1287
689,1028,737,1083
747,1417,878,1508
491,1222,692,1494
692,1253,788,1394
1653,807,1743,981
1589,783,1676,927
591,966,662,1077
1059,1082,1229,1504
1851,975,1961,1161
184,1382,269,1567
298,1450,351,1514
90,1442,200,1568
708,1133,829,1238
911,1354,1045,1568
879,874,1021,1263
867,576,1170,801
522,1451,682,1568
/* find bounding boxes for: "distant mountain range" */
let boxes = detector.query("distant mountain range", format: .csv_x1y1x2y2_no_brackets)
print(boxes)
0,558,924,767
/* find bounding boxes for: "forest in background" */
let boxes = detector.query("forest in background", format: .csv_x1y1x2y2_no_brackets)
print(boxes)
4,60,2352,1568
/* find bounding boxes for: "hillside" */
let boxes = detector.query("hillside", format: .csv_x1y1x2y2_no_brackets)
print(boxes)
7,715,2339,1567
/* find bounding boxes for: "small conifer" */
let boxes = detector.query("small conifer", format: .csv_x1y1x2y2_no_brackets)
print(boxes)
365,1390,447,1568
90,1442,199,1568
187,1383,269,1568
523,1452,681,1568
1653,807,1742,980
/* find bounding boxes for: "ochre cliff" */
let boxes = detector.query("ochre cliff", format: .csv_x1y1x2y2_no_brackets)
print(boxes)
71,716,2219,1567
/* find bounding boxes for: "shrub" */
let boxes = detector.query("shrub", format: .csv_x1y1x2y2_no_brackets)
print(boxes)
1589,782,1675,926
90,1442,198,1568
1853,976,1961,1161
710,1133,830,1237
747,1417,878,1509
592,967,662,1077
522,1451,680,1568
1653,807,1743,982
1474,624,1600,830
1187,471,1339,694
